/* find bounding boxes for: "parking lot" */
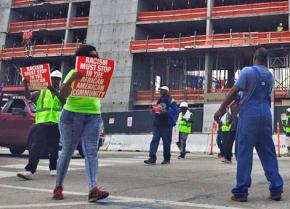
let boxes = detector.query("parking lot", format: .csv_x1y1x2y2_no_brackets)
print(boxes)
0,149,290,209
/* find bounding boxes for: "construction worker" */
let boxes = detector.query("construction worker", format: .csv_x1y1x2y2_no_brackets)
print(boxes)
220,109,232,163
283,108,290,156
277,23,284,32
216,121,224,158
17,70,64,180
214,48,283,202
144,86,178,165
177,101,193,159
52,45,109,202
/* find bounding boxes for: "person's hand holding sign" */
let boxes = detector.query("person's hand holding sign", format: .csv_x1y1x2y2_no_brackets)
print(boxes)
60,71,84,99
71,72,84,81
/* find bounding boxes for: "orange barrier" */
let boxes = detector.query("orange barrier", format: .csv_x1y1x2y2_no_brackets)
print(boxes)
135,89,204,104
0,43,81,59
130,31,290,53
69,17,89,28
277,122,281,157
134,88,289,104
138,1,287,23
13,0,68,7
9,17,89,32
9,18,66,32
210,122,216,155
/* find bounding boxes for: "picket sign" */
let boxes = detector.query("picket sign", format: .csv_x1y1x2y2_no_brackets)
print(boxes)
71,56,115,98
20,64,51,90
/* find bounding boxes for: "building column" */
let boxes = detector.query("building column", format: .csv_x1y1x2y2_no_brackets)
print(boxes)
64,2,75,43
288,0,290,30
166,56,170,86
204,0,214,94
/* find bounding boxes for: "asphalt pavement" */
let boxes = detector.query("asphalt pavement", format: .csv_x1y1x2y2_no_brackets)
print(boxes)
0,149,290,209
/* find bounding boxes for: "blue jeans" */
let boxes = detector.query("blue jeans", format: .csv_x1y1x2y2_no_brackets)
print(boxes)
56,109,100,190
149,126,173,161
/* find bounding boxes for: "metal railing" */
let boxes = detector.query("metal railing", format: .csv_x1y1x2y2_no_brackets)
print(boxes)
138,1,288,23
0,42,81,59
130,31,290,53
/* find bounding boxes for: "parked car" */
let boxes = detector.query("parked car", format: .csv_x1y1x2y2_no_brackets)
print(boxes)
0,86,105,156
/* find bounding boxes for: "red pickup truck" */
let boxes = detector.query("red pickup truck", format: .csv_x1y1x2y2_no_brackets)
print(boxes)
0,86,105,156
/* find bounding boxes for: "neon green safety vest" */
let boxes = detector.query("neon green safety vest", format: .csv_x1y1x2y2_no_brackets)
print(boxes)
178,112,192,134
35,89,62,124
221,113,231,132
285,115,290,134
277,26,283,32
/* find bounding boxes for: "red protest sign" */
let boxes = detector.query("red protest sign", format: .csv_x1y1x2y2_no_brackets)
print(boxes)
71,56,115,98
21,64,51,90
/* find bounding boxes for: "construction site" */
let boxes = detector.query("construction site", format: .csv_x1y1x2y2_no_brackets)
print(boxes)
1,0,290,126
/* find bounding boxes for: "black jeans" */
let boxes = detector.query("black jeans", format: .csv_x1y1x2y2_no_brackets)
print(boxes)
25,124,60,173
222,131,236,161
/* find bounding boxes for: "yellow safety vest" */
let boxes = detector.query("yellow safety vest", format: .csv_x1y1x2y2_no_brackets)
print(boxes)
178,112,192,134
221,113,231,132
277,26,283,32
35,89,62,124
285,115,290,134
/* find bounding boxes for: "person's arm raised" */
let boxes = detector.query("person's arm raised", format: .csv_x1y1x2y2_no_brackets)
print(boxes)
60,72,83,99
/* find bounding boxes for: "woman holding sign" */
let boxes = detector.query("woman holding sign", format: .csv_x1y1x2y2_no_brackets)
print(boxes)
53,45,109,202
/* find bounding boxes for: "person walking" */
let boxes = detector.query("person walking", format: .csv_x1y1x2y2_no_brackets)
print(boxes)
144,86,178,165
216,121,224,159
176,102,193,159
219,108,232,163
282,108,290,156
52,45,109,202
214,47,283,202
17,70,63,180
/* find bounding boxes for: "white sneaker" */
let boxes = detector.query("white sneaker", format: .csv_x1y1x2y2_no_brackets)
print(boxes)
17,171,33,180
50,170,57,176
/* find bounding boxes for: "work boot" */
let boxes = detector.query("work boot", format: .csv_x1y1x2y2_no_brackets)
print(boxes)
270,194,282,201
88,187,109,202
178,155,185,159
222,159,232,164
231,195,248,202
17,171,33,180
161,160,170,165
144,158,156,165
53,186,64,200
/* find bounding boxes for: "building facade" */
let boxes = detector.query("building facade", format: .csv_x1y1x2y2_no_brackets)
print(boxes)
1,0,290,114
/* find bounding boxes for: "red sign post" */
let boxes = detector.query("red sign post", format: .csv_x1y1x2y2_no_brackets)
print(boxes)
21,64,51,90
71,56,115,98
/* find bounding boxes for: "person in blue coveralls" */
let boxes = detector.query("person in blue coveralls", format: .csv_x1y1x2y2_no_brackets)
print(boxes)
214,47,283,202
144,86,178,165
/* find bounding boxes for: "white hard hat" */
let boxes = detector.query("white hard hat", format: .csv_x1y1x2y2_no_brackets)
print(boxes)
50,70,62,79
180,102,188,108
280,23,283,26
287,108,290,113
159,86,169,92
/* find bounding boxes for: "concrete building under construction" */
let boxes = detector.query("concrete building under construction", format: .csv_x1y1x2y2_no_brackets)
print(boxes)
1,0,290,117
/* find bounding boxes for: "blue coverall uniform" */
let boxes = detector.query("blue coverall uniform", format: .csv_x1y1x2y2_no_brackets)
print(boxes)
149,95,178,161
232,65,283,198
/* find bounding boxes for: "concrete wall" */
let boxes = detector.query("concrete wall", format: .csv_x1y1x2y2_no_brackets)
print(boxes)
86,0,138,112
0,0,11,86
